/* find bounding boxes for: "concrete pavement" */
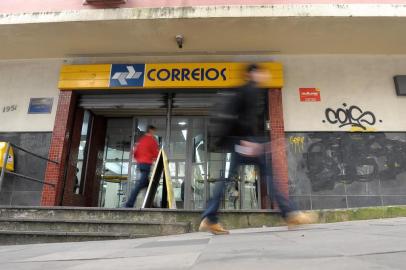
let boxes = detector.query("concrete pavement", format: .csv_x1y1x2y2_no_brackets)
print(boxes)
1,218,406,270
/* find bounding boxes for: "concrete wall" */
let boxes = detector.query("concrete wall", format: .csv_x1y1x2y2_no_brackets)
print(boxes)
0,60,60,132
1,55,406,133
278,55,406,132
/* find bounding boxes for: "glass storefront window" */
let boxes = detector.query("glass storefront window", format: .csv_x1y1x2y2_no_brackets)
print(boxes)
168,118,189,209
241,165,259,209
190,120,206,209
169,162,177,177
178,162,185,177
97,116,264,210
206,151,261,210
104,162,129,176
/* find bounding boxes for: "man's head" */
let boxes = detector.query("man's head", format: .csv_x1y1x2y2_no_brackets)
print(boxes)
147,125,156,135
245,64,271,85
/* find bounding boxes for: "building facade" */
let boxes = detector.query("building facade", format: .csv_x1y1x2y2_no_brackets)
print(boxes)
1,1,406,210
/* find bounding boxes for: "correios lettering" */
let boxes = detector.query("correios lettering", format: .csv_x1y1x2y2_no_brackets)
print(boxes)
148,67,227,82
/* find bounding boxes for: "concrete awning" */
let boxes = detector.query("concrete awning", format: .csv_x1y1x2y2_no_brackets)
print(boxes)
1,5,406,59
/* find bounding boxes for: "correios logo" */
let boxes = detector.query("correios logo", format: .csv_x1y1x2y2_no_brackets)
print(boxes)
112,66,142,85
110,64,145,87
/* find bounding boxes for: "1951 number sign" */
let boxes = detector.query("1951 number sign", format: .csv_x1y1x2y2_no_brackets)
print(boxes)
2,105,17,113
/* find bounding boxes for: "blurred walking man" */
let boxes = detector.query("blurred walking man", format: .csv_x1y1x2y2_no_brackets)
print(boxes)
125,125,159,208
199,64,317,234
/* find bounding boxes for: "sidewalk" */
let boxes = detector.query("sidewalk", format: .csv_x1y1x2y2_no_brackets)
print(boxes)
1,218,406,270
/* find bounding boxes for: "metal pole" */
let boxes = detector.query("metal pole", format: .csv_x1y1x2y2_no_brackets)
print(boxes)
0,142,11,193
240,167,245,210
204,118,209,208
11,143,58,164
5,171,55,187
184,117,193,210
126,117,137,205
165,93,173,152
257,168,262,209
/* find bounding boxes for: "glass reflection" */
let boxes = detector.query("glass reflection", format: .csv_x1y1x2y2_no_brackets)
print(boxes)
74,110,92,195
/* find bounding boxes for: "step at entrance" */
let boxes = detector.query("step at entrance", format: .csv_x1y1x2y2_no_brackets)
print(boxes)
0,207,282,245
0,231,147,246
0,218,190,235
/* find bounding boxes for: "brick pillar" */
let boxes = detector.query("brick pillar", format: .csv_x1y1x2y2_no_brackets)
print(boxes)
268,89,289,207
41,91,77,206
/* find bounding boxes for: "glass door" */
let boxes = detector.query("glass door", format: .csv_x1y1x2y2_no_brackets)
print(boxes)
99,118,132,208
98,116,261,210
125,116,208,210
168,117,207,210
206,141,261,210
127,117,166,208
189,118,207,209
168,117,188,209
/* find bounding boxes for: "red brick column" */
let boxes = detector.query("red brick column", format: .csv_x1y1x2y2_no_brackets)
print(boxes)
41,91,77,206
268,89,289,207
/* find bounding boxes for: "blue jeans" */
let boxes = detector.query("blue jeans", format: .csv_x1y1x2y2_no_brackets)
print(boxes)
202,144,295,223
125,163,151,208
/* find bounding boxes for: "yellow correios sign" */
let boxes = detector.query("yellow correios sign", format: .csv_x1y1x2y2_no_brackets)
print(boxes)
58,62,283,90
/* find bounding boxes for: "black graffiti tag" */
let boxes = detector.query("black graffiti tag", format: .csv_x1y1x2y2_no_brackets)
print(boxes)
323,103,381,130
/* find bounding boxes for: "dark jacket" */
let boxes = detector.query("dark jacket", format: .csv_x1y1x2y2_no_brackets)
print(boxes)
234,81,262,137
209,81,263,151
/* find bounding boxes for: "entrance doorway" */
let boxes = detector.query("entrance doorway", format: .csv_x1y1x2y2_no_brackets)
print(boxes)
68,92,264,210
98,116,208,209
97,116,262,210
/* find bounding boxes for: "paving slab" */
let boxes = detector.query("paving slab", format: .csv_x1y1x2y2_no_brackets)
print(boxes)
1,218,406,270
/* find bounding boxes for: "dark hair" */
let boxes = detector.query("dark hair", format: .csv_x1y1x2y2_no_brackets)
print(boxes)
147,125,156,132
246,63,259,73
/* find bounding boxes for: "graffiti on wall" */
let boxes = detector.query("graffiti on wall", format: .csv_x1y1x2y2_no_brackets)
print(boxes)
287,133,406,192
322,103,382,131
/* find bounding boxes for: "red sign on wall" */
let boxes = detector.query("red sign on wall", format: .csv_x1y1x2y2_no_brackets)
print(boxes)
299,88,321,102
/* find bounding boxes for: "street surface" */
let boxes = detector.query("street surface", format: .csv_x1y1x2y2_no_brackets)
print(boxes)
1,218,406,269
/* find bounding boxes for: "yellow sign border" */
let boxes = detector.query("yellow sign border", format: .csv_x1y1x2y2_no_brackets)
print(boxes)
58,62,284,90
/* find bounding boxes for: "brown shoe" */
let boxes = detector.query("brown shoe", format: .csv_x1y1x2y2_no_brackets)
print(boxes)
286,211,318,229
199,218,230,235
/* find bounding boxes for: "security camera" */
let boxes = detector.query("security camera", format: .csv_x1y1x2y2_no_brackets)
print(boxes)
175,35,184,49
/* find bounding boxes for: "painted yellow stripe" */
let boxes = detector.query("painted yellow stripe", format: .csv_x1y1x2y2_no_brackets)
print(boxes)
60,64,111,73
59,64,111,89
58,80,110,90
59,72,111,81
